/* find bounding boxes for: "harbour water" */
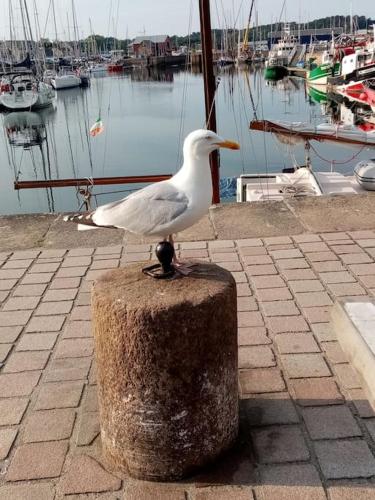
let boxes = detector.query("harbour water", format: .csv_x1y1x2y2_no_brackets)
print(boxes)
0,65,373,215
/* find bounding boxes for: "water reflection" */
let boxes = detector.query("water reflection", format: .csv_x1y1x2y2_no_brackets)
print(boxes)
0,66,375,215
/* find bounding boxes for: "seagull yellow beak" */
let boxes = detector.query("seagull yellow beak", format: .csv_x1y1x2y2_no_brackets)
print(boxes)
216,139,240,150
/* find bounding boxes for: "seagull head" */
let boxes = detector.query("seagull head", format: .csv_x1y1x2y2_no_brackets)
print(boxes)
183,129,240,159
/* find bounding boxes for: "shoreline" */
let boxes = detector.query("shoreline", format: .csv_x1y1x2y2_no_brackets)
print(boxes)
1,193,375,251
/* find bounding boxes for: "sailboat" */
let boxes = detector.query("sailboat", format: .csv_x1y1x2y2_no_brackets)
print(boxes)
0,73,55,111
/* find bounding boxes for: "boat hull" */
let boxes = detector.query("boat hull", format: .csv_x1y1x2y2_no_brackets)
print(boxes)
354,159,375,191
307,62,340,85
0,83,54,111
328,62,375,86
51,75,81,90
264,65,287,80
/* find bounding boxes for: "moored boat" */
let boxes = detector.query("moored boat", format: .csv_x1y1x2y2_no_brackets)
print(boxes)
0,73,54,111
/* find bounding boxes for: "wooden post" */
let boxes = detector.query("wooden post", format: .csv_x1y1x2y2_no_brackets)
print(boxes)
199,0,220,204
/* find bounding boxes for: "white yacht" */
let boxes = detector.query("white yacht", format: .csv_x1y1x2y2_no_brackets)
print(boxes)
0,73,54,111
51,67,81,90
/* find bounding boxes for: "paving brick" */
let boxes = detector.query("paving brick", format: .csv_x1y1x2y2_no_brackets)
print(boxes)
23,409,76,443
0,428,17,460
0,310,32,327
246,264,277,276
334,364,362,389
7,441,68,480
70,305,92,321
251,275,285,289
299,242,330,252
319,271,356,283
3,296,40,311
302,405,361,440
55,338,94,358
328,282,366,297
61,256,92,267
17,333,57,352
2,259,33,269
68,248,95,256
39,249,66,259
236,283,252,296
281,354,330,378
267,316,309,334
350,263,375,275
43,288,78,302
330,244,363,254
0,343,12,362
256,287,292,301
239,346,275,369
329,485,375,500
0,326,22,343
281,268,317,280
359,275,375,288
0,268,25,279
288,280,324,293
277,259,310,270
49,277,81,289
82,385,99,412
0,290,9,302
180,241,206,250
293,234,322,243
312,261,345,272
193,486,254,500
35,300,73,316
76,412,100,446
256,464,325,500
275,333,320,354
349,389,375,418
21,272,54,285
211,252,239,263
243,255,273,265
237,296,258,311
0,371,40,397
10,250,40,260
179,249,209,260
321,232,350,241
270,249,303,259
322,341,349,364
340,253,373,264
349,230,375,239
96,245,123,255
238,311,264,327
35,380,84,409
45,357,91,382
239,368,285,394
219,261,243,272
13,283,48,296
0,398,28,425
55,266,87,278
122,253,150,263
290,378,343,406
315,440,375,479
303,306,332,323
262,300,300,317
264,237,292,245
4,351,50,372
365,248,375,259
74,292,91,306
0,278,17,290
60,454,121,495
63,321,92,339
306,252,338,262
243,392,299,426
30,262,60,273
238,327,270,346
295,291,332,308
252,426,309,464
26,315,65,332
239,246,267,256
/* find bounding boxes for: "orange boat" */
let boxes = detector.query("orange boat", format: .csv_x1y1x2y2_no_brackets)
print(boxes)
107,63,123,72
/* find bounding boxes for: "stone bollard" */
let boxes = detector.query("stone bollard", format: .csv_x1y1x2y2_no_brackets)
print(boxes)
91,262,238,481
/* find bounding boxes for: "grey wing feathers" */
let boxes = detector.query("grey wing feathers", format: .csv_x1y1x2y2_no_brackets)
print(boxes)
92,181,189,234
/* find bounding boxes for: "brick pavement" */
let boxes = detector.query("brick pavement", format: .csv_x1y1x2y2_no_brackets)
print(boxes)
0,234,375,498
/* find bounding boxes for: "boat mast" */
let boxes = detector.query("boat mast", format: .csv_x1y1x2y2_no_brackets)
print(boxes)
199,0,220,204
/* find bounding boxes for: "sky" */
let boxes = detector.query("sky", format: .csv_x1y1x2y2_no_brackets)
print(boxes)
1,0,374,40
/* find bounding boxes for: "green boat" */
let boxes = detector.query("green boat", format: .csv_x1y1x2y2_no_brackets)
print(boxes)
307,50,341,85
307,84,328,104
264,65,288,81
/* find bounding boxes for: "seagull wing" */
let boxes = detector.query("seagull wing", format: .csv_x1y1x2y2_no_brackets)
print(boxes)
67,180,189,235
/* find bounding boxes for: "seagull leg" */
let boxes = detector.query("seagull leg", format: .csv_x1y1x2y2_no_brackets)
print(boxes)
169,235,196,276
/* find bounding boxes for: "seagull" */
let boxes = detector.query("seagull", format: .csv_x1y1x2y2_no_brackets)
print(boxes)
64,129,240,264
